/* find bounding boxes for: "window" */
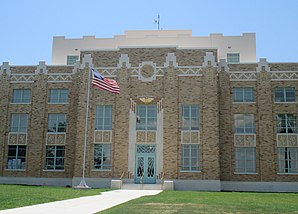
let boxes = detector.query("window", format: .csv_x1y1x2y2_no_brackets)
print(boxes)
235,147,256,173
7,145,26,170
182,105,199,130
94,144,111,170
233,87,254,102
276,114,297,133
95,105,112,130
136,105,157,130
12,89,31,103
234,114,255,133
45,146,65,170
181,144,200,171
48,114,67,133
227,53,240,63
67,55,79,65
278,147,298,173
275,87,296,102
10,114,28,132
49,89,69,103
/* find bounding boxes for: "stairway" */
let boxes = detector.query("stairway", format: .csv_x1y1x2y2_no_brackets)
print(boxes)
121,183,162,190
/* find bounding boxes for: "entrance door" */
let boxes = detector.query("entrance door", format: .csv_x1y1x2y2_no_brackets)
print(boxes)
135,145,156,184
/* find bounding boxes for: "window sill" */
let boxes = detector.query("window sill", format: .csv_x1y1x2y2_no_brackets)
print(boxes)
180,170,201,173
277,173,298,175
5,169,26,171
232,102,256,104
274,102,297,104
43,170,65,172
92,169,112,172
48,103,68,105
234,172,258,175
10,103,31,105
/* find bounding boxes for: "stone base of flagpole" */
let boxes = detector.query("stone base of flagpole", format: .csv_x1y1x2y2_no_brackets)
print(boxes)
74,178,91,190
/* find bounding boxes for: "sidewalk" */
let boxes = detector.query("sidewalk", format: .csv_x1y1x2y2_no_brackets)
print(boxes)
0,189,162,214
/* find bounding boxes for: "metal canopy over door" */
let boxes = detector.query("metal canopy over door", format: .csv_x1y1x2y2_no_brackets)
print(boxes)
135,145,156,184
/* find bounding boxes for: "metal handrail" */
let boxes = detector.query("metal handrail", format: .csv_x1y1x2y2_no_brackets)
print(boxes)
119,172,124,188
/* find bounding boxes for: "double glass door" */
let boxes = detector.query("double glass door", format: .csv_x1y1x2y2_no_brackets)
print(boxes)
135,145,156,184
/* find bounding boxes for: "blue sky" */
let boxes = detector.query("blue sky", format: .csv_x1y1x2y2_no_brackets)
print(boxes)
0,0,297,65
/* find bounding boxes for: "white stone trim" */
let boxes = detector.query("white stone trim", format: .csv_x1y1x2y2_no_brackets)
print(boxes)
0,62,11,75
257,58,270,72
234,134,256,147
8,132,28,145
48,73,73,82
46,133,66,145
164,53,178,67
270,71,298,81
202,52,216,67
277,133,298,147
117,54,131,68
10,74,35,83
35,61,48,74
229,72,257,81
138,61,157,82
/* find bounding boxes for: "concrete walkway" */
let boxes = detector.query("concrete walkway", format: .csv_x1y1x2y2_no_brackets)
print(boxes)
0,189,162,214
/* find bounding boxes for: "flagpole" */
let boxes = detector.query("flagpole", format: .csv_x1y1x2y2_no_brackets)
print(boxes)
76,64,92,189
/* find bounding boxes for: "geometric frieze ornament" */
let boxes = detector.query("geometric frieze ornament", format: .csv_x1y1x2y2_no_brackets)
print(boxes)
234,134,256,147
8,133,28,145
138,61,157,82
270,71,298,81
95,68,118,77
229,72,257,81
10,74,35,83
277,134,298,147
48,74,73,82
94,130,112,143
177,67,203,76
181,131,200,144
136,131,156,144
46,133,66,145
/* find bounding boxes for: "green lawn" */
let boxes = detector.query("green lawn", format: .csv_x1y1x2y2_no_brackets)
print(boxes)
0,184,108,211
101,191,298,214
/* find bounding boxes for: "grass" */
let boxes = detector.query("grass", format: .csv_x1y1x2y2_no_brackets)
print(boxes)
0,184,108,211
101,191,298,214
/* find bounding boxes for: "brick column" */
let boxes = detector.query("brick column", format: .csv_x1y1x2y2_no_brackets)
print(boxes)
27,68,48,177
0,64,11,175
218,60,233,180
201,53,220,180
163,64,179,179
256,59,276,181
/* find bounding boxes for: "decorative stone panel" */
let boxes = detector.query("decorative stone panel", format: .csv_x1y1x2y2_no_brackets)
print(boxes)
94,130,112,143
270,71,298,81
10,74,35,83
229,72,257,81
234,134,256,147
46,133,66,145
181,131,200,144
277,134,298,147
136,131,156,144
8,133,27,145
48,74,73,82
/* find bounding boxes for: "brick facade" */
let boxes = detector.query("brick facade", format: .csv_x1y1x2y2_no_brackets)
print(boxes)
0,47,298,191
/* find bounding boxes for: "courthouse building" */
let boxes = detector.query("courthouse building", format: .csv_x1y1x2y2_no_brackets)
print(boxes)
0,30,298,192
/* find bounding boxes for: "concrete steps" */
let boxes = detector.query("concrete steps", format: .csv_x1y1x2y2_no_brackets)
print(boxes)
121,183,162,190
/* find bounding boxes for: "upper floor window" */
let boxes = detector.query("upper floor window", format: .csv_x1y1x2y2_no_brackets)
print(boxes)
67,55,79,65
12,89,31,104
10,114,28,132
95,105,112,130
276,114,297,133
275,87,296,103
227,53,240,63
49,89,69,104
182,105,199,130
233,87,254,102
234,114,255,133
48,114,67,133
136,105,157,130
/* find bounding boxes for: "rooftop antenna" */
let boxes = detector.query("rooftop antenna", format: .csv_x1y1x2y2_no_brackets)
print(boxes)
154,14,160,30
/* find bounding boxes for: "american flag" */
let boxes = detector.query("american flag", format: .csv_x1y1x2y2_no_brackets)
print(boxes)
91,69,120,94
